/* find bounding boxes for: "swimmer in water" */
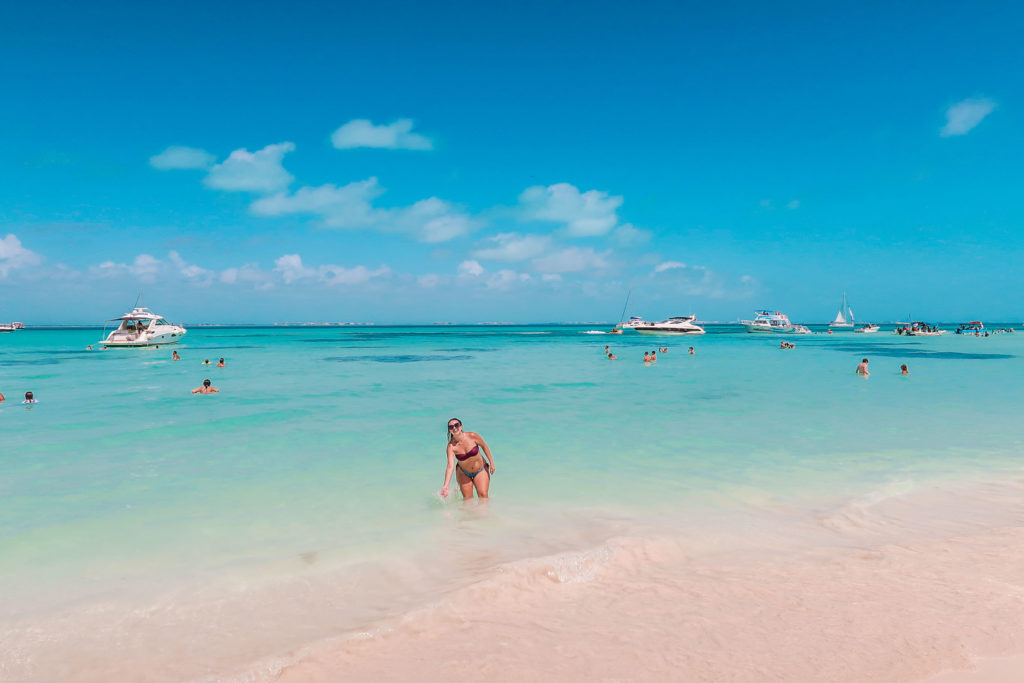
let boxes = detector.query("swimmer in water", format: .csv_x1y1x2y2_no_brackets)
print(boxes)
900,363,909,375
607,351,617,360
201,359,212,365
688,346,695,355
0,391,5,402
86,345,93,350
856,358,870,377
192,379,219,394
440,419,495,500
172,350,180,361
643,351,651,363
23,391,38,404
216,358,225,367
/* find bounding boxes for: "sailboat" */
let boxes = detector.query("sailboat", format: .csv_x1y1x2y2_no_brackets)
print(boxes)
829,292,855,328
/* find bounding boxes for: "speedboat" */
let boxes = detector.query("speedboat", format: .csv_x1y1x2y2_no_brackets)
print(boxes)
894,322,944,337
617,316,648,329
0,321,22,332
855,324,880,333
741,310,796,333
634,315,706,335
955,321,984,335
101,307,187,347
792,325,812,334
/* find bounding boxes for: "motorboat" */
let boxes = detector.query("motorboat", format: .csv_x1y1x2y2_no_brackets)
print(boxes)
634,315,706,335
617,316,648,329
894,322,944,337
792,325,813,334
854,324,880,333
0,321,22,332
955,321,984,335
101,307,187,347
829,293,855,328
741,310,796,333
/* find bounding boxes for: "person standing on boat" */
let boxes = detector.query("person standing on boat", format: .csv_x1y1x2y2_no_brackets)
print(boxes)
440,418,494,500
856,358,870,377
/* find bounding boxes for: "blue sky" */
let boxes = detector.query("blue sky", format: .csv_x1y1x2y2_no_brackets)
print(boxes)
1,1,1021,323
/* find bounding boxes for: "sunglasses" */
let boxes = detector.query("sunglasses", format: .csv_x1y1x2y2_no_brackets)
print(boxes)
447,423,461,430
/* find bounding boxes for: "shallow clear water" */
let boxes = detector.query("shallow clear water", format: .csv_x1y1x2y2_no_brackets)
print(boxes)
2,324,1022,679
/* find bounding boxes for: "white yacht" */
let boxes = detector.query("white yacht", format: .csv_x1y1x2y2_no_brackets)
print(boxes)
101,307,187,348
792,325,813,334
0,321,23,332
617,316,648,329
741,310,796,333
855,324,880,334
634,315,706,335
829,292,855,328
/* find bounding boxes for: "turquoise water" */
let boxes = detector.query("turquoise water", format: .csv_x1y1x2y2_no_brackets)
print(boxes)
2,324,1023,677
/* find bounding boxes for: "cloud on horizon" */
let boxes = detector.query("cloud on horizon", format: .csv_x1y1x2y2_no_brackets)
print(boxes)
331,119,433,150
940,98,996,137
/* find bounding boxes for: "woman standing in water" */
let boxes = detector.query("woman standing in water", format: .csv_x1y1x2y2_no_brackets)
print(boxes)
440,418,495,500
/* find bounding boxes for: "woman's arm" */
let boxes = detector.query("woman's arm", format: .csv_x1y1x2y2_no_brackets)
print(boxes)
472,432,495,474
440,444,455,498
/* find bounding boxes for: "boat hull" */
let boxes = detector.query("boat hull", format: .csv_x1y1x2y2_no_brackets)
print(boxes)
102,332,186,348
634,327,705,335
743,324,796,333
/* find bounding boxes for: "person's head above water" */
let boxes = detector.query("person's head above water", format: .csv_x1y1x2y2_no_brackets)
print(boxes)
203,379,211,387
25,391,33,400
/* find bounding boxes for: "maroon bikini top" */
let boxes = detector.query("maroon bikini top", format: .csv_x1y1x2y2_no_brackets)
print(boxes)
455,445,479,461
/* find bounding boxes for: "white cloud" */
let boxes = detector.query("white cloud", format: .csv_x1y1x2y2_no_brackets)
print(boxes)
941,98,996,137
274,254,316,284
91,254,162,283
532,246,609,273
168,251,215,285
220,264,274,290
331,118,433,150
457,260,484,277
654,261,686,273
320,264,391,286
472,233,552,262
542,273,562,282
204,142,296,193
417,273,440,288
611,223,651,247
150,146,215,170
486,269,531,290
519,183,622,236
395,198,477,243
252,179,384,226
0,234,43,277
273,253,391,287
251,178,477,242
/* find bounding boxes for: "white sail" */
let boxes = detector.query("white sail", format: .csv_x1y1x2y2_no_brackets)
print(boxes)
832,310,846,324
847,308,854,323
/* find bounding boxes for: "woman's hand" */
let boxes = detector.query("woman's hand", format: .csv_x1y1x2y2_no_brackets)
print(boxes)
488,463,495,475
440,485,450,498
